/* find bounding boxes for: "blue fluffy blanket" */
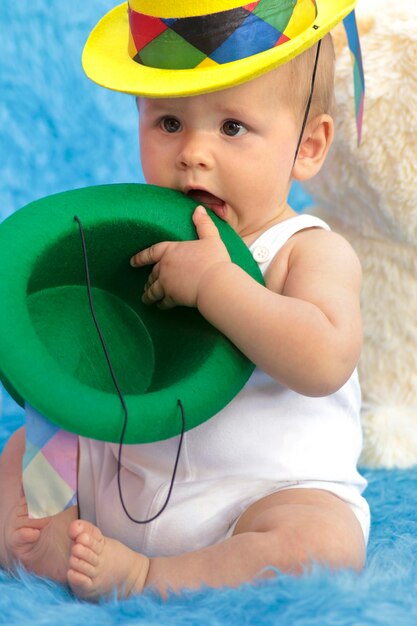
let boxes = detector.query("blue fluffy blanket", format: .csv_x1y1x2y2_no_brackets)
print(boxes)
2,397,417,626
2,1,416,624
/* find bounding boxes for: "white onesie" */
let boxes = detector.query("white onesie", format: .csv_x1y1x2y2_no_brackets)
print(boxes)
78,214,370,557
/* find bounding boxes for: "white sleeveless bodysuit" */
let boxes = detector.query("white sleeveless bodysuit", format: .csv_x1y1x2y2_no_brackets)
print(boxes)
78,215,370,557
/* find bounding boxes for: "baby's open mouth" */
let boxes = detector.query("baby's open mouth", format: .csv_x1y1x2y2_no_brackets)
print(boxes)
186,189,227,219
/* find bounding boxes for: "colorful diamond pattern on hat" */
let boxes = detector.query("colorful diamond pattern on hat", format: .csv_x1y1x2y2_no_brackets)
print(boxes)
22,404,78,518
128,0,318,70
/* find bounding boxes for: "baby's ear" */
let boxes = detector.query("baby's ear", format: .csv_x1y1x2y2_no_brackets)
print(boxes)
292,114,334,182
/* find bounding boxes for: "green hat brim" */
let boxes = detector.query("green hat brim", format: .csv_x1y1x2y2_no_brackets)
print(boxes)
0,184,264,443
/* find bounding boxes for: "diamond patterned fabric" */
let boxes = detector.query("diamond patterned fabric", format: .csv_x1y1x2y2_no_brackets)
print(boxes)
128,0,317,69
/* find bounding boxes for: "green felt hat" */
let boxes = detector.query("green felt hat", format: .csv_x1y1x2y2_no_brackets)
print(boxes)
0,184,263,443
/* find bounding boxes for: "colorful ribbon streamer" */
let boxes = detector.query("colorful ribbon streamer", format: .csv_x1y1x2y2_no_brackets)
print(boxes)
343,11,365,145
22,404,78,518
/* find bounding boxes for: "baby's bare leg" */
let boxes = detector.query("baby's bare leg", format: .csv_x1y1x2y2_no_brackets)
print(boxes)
0,427,76,582
148,488,365,591
67,488,365,600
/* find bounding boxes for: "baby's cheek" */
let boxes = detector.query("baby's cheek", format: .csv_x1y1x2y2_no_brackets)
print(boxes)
140,137,165,184
141,160,165,186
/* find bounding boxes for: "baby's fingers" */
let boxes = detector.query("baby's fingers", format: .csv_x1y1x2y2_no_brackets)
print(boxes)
192,205,220,240
143,265,160,291
142,279,165,305
157,296,177,311
130,241,170,268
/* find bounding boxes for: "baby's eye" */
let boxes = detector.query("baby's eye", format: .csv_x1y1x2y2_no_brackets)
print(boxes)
161,117,182,133
221,120,248,137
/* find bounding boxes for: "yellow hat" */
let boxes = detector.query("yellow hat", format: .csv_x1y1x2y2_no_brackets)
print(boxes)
82,0,357,98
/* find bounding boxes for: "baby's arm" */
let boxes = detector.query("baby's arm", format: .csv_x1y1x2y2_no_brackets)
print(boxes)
131,206,362,397
197,226,362,397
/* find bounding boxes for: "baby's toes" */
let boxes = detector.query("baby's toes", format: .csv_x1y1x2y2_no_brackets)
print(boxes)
69,550,98,579
69,520,104,551
13,526,41,547
77,532,104,561
71,541,100,569
67,566,94,596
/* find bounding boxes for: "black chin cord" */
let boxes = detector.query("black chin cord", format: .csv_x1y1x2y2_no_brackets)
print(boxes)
74,215,185,524
292,39,322,168
73,44,321,522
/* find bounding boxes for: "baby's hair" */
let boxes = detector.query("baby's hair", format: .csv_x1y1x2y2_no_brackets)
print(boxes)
282,33,336,121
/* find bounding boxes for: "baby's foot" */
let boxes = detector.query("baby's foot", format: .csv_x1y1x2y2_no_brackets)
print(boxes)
67,520,150,601
3,497,77,582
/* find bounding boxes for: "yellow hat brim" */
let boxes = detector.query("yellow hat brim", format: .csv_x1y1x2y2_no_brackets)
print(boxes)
82,0,356,98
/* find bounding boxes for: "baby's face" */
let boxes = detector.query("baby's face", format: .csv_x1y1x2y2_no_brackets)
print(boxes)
138,68,300,238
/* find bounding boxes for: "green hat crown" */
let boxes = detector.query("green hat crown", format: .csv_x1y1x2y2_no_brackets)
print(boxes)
0,184,264,443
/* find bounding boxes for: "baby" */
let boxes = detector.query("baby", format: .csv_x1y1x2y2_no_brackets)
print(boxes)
0,0,369,601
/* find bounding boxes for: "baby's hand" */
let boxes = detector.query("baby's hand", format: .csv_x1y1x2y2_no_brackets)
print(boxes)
130,206,231,309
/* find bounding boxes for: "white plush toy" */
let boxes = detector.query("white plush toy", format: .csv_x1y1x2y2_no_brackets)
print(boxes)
304,0,417,468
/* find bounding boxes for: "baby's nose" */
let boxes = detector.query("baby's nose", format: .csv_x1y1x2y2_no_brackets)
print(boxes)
176,135,214,170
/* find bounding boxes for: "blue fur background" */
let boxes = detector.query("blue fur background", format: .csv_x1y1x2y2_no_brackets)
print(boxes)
1,1,415,624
